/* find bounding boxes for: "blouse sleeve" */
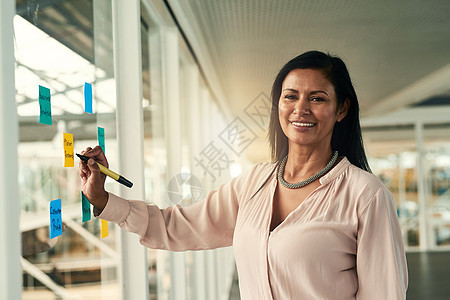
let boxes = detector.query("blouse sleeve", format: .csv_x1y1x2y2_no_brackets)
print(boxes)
97,166,259,251
356,187,408,299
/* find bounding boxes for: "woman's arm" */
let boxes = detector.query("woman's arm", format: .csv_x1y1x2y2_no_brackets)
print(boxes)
79,145,267,251
98,175,242,251
356,187,408,299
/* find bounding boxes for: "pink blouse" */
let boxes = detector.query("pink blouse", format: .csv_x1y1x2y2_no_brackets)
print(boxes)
99,157,408,299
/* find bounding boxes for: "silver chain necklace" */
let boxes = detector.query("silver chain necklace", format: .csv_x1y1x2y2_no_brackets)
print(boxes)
278,151,338,189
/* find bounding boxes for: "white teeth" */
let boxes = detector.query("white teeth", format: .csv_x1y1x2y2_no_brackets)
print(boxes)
291,122,314,127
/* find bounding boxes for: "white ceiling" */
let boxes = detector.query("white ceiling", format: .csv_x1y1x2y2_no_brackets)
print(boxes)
14,0,450,162
169,0,450,119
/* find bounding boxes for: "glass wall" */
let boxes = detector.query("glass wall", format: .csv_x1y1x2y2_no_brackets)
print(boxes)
365,121,450,252
140,23,236,300
366,126,420,249
15,0,121,298
140,1,239,299
424,124,450,250
5,0,449,299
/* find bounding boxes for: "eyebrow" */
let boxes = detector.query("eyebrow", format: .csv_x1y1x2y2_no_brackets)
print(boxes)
310,90,329,96
282,88,298,93
282,88,329,96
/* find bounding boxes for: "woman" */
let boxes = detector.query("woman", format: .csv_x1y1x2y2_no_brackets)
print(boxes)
79,51,408,299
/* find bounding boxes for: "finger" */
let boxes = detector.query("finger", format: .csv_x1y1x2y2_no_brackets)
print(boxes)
87,158,100,173
81,147,92,155
83,147,96,157
87,158,106,180
91,145,105,157
85,146,108,168
78,149,93,174
78,157,89,173
78,161,89,179
86,159,106,195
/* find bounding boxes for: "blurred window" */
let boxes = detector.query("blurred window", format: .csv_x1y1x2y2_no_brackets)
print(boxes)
15,0,121,298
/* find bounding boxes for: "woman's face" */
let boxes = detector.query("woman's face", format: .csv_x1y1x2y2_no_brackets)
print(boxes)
278,68,348,151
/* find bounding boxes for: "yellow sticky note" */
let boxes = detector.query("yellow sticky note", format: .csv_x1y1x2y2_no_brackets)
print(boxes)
63,132,74,167
101,219,109,238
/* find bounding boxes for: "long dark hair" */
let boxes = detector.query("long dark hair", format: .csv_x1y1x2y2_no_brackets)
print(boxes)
268,50,371,172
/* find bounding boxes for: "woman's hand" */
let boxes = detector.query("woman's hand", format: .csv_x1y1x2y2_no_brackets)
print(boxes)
78,146,109,212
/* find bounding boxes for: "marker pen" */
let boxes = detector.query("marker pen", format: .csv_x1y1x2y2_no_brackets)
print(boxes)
77,153,133,188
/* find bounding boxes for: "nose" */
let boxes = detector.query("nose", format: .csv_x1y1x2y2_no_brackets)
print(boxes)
293,98,310,115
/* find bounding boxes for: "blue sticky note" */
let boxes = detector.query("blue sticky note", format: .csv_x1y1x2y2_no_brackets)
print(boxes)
84,82,93,113
49,199,62,239
98,127,105,153
81,192,91,222
39,85,52,125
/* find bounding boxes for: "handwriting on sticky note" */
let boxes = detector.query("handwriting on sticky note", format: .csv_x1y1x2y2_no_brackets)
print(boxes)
50,199,62,239
63,133,74,167
84,82,93,113
81,192,91,222
98,127,105,153
39,85,52,125
101,219,109,238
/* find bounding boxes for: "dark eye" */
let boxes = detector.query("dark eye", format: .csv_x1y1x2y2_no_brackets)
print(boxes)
310,96,324,102
284,94,297,100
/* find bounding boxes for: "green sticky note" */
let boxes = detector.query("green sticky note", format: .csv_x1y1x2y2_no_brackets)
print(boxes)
81,192,91,222
98,127,105,153
39,85,52,125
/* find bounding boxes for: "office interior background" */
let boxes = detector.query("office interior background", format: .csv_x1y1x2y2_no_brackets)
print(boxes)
1,0,450,299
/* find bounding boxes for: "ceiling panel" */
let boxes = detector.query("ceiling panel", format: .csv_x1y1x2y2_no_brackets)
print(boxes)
171,0,450,117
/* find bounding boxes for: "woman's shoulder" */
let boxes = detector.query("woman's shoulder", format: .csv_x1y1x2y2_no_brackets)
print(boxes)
231,161,276,197
342,161,391,199
238,161,277,183
252,161,277,173
346,162,384,187
341,161,394,211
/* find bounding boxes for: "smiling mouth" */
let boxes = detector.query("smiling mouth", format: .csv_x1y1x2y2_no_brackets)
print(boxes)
291,121,315,127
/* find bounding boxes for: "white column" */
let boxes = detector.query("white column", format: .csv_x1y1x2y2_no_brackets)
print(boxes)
185,65,208,300
193,251,207,300
216,248,225,298
223,248,237,300
206,250,218,300
415,122,428,251
0,1,22,299
112,1,149,299
160,26,188,300
199,89,219,299
160,27,182,179
218,247,233,300
200,87,212,187
398,153,408,247
147,26,171,300
186,65,201,171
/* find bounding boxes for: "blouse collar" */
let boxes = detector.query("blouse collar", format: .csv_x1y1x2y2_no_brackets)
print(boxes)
319,156,350,186
269,156,351,189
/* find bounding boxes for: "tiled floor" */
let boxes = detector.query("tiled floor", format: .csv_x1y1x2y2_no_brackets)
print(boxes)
229,252,450,299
